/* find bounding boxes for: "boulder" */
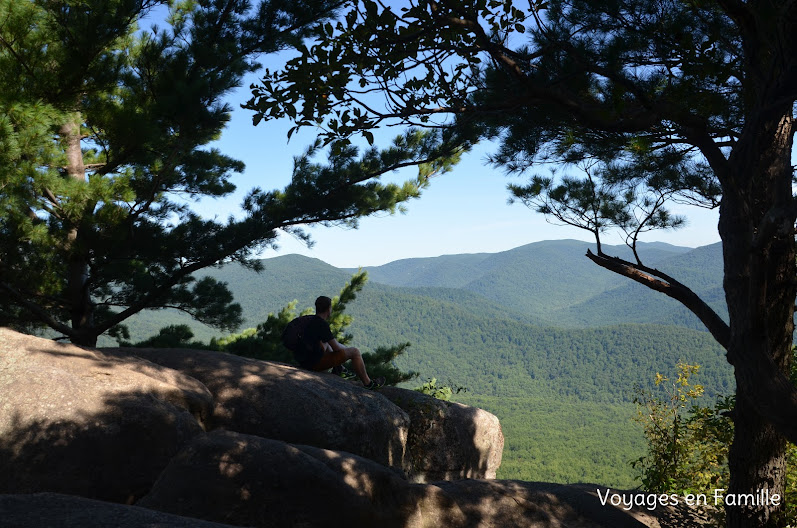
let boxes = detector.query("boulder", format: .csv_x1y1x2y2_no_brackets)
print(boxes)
109,347,411,474
0,330,715,527
380,386,504,482
434,480,720,527
0,493,241,528
0,328,212,503
139,430,713,528
436,480,662,528
138,430,466,528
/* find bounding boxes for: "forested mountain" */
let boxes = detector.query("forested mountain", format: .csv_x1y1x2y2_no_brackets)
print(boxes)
351,239,723,329
119,239,731,487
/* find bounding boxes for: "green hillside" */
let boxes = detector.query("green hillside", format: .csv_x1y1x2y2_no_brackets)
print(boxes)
346,289,732,403
123,241,725,342
353,239,689,291
550,243,726,329
116,240,733,489
352,239,722,328
458,240,688,317
346,252,494,288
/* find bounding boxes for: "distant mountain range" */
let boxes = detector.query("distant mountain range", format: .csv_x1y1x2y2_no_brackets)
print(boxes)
122,239,731,399
124,239,726,338
346,239,725,329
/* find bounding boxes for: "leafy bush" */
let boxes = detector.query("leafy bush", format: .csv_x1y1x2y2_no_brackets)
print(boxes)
633,360,797,525
631,363,732,495
414,377,467,401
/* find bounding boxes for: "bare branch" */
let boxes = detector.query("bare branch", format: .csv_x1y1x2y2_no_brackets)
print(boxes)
585,249,730,349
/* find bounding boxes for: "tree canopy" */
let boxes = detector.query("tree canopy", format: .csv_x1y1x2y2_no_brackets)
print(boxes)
0,0,459,347
247,1,797,526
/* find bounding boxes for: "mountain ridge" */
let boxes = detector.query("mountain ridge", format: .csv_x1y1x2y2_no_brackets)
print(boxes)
123,238,724,338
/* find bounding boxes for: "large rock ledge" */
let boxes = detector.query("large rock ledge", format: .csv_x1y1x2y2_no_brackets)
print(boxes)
0,329,210,503
0,493,241,528
0,328,712,527
105,346,414,477
137,430,716,528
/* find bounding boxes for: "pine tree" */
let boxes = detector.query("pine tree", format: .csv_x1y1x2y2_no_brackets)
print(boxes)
0,0,456,347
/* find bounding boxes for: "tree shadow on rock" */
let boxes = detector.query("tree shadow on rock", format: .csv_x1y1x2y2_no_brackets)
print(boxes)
106,347,412,474
0,390,203,504
434,480,694,528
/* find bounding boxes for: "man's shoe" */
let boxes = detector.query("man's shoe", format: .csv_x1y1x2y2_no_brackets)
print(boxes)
340,366,358,380
332,365,358,380
364,377,385,390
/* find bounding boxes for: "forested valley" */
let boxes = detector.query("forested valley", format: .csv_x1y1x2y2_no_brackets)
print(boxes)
119,239,732,488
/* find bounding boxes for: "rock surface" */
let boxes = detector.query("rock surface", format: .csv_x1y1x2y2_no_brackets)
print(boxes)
0,329,211,503
381,386,504,482
0,328,714,527
108,347,413,474
139,430,713,528
138,430,462,528
0,493,241,528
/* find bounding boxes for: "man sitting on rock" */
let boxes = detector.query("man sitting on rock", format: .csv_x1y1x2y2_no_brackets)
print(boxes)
282,296,385,390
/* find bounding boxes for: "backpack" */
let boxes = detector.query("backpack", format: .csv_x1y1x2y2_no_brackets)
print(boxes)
281,315,311,351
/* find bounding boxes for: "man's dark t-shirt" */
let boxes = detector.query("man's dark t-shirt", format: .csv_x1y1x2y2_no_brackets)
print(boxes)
282,315,334,369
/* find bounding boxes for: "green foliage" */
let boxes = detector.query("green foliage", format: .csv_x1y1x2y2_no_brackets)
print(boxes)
213,301,305,363
787,444,797,527
633,360,797,524
363,343,418,386
414,377,466,402
463,394,645,488
0,0,456,347
246,0,729,232
352,290,732,404
326,269,367,344
122,324,209,350
631,363,732,495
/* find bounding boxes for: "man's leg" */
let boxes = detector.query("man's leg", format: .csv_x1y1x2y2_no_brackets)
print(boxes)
312,345,383,388
313,346,372,385
342,347,371,386
312,348,348,372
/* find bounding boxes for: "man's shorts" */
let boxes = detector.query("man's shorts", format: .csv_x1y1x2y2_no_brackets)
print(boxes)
309,348,347,371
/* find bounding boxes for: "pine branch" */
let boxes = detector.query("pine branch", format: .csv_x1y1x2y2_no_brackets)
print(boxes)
0,281,77,339
585,249,730,349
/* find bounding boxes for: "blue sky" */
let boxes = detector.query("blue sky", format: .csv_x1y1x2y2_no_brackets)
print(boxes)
137,7,722,269
194,72,721,269
137,5,720,270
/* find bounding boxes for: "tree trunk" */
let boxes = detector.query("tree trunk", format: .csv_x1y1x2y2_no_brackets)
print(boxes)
719,109,795,527
726,397,787,527
60,116,97,347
